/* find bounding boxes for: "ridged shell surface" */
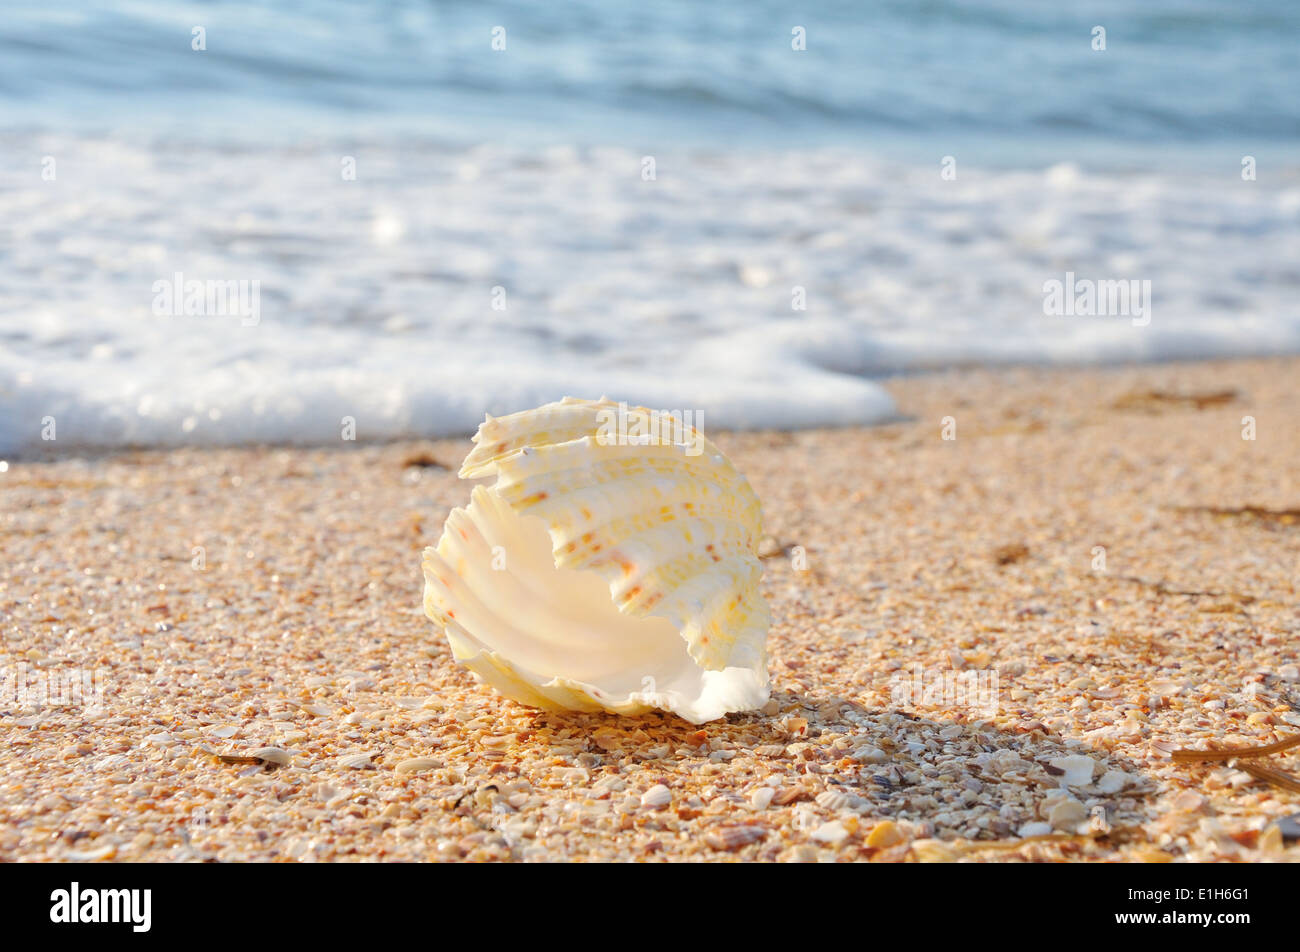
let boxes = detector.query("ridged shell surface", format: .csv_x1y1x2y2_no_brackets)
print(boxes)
422,397,771,723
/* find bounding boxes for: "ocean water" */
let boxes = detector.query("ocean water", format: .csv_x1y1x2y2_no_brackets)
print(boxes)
2,1,1298,452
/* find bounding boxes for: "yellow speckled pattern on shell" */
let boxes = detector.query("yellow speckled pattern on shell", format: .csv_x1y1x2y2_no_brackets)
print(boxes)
422,397,772,722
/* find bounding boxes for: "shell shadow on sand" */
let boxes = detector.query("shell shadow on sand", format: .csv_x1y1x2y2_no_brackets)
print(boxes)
443,689,1166,861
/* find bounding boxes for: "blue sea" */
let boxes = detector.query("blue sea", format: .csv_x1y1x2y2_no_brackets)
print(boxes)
1,1,1298,451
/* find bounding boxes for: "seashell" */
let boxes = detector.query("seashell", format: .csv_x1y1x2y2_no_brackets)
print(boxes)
864,819,903,849
338,752,376,769
422,397,771,724
1095,769,1131,794
811,821,850,845
815,790,868,813
704,825,768,851
1048,754,1096,787
248,746,292,767
771,785,813,806
849,744,887,764
1047,799,1088,832
394,757,443,775
64,843,117,862
640,784,673,809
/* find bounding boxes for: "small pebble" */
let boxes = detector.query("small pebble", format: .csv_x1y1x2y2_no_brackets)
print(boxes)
1273,813,1300,842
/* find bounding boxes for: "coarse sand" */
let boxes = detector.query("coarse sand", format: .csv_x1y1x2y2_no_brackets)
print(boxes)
1,357,1297,862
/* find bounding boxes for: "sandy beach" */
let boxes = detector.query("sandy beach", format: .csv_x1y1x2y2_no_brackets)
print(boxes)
2,356,1297,863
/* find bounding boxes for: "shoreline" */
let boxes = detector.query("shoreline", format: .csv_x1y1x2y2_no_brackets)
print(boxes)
5,354,1299,462
2,355,1297,862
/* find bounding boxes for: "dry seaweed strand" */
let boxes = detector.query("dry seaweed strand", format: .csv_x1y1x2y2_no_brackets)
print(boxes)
1111,388,1240,412
1173,733,1300,795
1172,505,1300,527
1171,734,1300,763
1114,575,1229,600
1112,574,1261,631
1237,761,1300,795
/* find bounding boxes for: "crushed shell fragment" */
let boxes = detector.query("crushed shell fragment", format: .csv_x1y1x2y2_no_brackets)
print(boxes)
338,753,377,769
422,397,772,723
64,844,117,862
704,825,768,851
249,746,292,766
394,757,444,775
640,784,673,809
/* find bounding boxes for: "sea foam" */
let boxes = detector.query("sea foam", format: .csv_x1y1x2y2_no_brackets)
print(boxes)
1,136,1297,453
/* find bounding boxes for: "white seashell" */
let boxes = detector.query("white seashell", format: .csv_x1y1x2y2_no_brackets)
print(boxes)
815,790,862,812
64,843,117,862
1096,769,1131,794
394,757,443,775
338,752,376,769
640,784,673,809
849,745,887,764
1049,754,1096,787
249,746,292,766
811,821,850,845
422,397,771,723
